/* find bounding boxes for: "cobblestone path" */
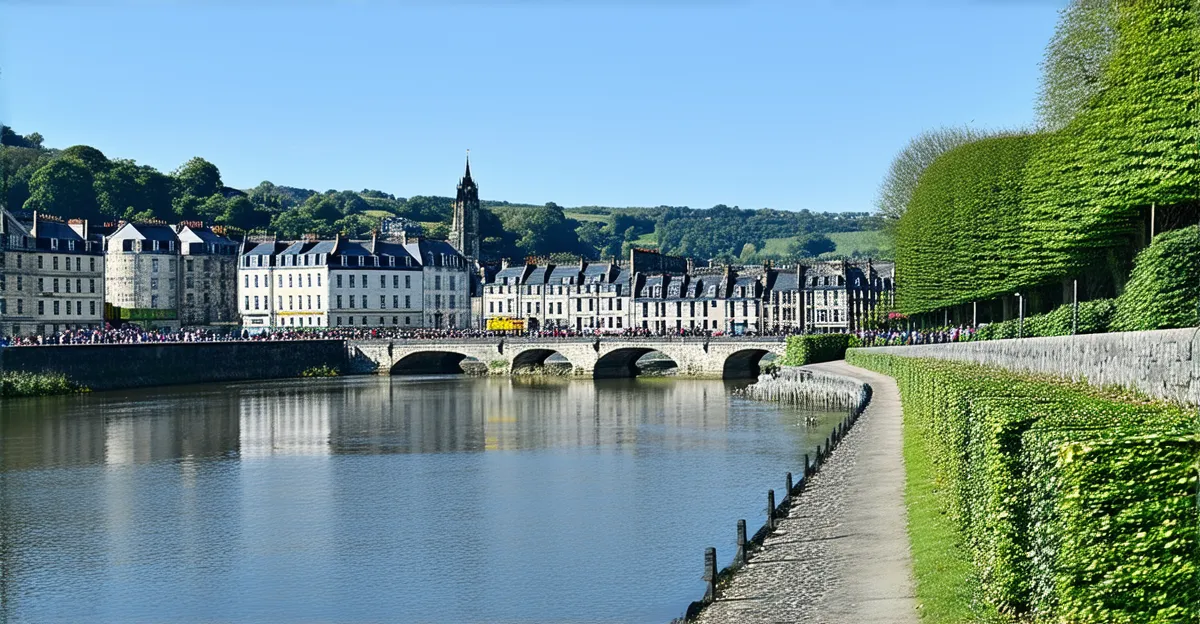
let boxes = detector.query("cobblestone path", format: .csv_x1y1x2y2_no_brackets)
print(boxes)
693,361,917,624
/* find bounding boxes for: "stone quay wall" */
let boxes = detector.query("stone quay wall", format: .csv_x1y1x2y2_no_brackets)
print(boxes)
0,340,346,392
855,327,1200,406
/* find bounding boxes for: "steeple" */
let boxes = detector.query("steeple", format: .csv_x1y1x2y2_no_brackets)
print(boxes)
451,150,481,262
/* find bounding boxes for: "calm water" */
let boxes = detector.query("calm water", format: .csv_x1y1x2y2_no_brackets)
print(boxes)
0,376,843,624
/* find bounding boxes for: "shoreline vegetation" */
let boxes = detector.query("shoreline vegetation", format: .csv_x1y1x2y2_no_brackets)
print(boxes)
0,371,87,398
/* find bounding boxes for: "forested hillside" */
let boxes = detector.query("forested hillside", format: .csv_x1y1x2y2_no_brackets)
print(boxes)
1,126,880,263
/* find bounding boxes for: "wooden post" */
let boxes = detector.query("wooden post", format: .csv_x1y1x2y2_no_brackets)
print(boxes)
804,453,811,478
767,490,776,530
704,547,717,603
736,519,747,565
786,472,794,497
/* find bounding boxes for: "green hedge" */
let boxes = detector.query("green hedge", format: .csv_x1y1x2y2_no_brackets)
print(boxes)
781,334,852,365
1020,0,1200,286
895,1,1200,313
975,298,1115,340
896,134,1042,314
1111,226,1200,331
846,351,1198,623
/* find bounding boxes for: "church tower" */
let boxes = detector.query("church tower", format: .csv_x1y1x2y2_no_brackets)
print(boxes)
450,152,480,262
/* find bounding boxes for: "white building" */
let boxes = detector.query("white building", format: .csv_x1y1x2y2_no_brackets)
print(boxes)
238,233,439,331
0,210,106,336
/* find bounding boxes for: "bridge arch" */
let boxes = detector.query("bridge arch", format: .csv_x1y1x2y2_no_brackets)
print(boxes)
390,350,482,375
721,348,774,379
593,347,680,378
510,348,576,374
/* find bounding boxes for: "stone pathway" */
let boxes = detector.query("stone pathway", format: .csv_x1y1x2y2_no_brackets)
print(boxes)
693,361,917,624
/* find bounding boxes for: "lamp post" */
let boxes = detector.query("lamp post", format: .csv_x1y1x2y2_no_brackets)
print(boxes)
1072,279,1079,335
1015,292,1024,338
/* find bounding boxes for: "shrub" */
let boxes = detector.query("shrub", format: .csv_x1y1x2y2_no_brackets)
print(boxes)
1111,226,1200,332
300,365,340,377
781,334,852,366
976,298,1115,340
847,351,1198,623
0,371,83,397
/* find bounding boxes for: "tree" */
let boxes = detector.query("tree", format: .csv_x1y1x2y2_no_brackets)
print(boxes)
1036,0,1118,131
218,196,271,230
787,233,836,258
1,126,45,149
172,157,223,199
23,157,101,220
874,126,987,227
59,145,110,174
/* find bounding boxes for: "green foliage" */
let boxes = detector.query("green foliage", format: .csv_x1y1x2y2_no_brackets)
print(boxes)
781,334,851,366
875,125,988,227
0,371,84,397
1035,0,1118,131
1111,226,1200,331
654,204,874,262
24,156,102,220
896,134,1042,314
846,352,1198,622
172,157,223,199
300,365,340,378
1020,0,1200,288
976,298,1115,340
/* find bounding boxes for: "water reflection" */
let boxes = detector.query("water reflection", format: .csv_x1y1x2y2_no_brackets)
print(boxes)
1,376,839,624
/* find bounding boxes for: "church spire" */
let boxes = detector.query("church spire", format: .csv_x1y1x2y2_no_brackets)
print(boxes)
464,149,472,181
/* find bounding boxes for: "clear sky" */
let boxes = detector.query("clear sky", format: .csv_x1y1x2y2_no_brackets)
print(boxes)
1,0,1067,213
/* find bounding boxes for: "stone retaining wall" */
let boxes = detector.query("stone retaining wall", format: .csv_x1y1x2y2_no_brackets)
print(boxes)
0,340,346,392
855,328,1200,405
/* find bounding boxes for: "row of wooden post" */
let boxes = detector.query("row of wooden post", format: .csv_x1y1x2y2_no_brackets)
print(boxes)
698,404,864,612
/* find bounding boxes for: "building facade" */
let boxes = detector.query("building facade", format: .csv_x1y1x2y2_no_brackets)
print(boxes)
0,210,106,336
480,249,895,335
237,232,463,331
103,222,240,329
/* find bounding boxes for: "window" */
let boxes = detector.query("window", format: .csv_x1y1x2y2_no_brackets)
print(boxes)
90,258,95,272
288,296,294,310
317,295,321,308
381,275,386,288
151,295,159,309
89,301,96,316
405,275,411,288
404,295,411,308
278,275,284,288
289,275,294,287
37,256,42,269
245,296,250,310
380,295,387,309
489,301,494,313
53,256,59,270
349,274,356,288
337,274,343,288
152,258,159,273
53,279,60,293
449,276,456,290
362,274,367,288
254,296,260,310
435,276,442,290
38,301,44,315
393,275,399,288
349,295,356,309
151,278,159,290
393,295,399,309
317,274,322,287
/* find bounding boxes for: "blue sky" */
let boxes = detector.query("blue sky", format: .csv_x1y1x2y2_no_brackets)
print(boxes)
1,1,1066,213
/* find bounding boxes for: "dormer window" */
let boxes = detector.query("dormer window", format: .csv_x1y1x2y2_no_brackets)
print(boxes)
50,239,59,250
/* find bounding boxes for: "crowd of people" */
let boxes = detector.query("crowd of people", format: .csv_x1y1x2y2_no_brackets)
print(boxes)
1,324,807,347
853,326,979,346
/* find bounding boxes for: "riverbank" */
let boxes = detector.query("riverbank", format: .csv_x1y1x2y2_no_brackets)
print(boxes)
692,361,917,623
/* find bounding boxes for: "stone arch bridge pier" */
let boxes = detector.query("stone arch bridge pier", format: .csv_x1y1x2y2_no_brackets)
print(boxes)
348,337,787,379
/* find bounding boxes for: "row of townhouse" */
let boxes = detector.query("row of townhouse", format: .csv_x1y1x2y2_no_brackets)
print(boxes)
478,249,894,334
1,210,245,336
237,231,471,331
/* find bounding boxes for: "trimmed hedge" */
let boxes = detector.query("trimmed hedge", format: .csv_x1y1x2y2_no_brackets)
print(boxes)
847,351,1198,623
0,371,82,397
895,1,1200,313
781,334,852,366
1112,226,1200,331
975,298,1115,340
896,134,1042,314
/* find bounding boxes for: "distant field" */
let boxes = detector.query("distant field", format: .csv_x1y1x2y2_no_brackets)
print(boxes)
630,232,658,248
564,211,609,223
364,209,395,218
827,230,892,257
761,230,892,259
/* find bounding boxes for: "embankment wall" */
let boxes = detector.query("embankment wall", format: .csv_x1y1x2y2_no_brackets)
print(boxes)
855,328,1199,405
0,340,346,391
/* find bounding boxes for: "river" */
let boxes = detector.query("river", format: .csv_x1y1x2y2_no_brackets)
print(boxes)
0,375,844,623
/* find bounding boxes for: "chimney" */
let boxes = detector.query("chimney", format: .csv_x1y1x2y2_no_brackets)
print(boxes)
371,229,378,254
31,211,39,238
502,258,510,270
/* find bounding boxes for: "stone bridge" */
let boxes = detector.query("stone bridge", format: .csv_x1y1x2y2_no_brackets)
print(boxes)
347,337,788,379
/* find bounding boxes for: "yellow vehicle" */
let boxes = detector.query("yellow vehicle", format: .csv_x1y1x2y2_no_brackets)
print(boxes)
486,317,526,332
